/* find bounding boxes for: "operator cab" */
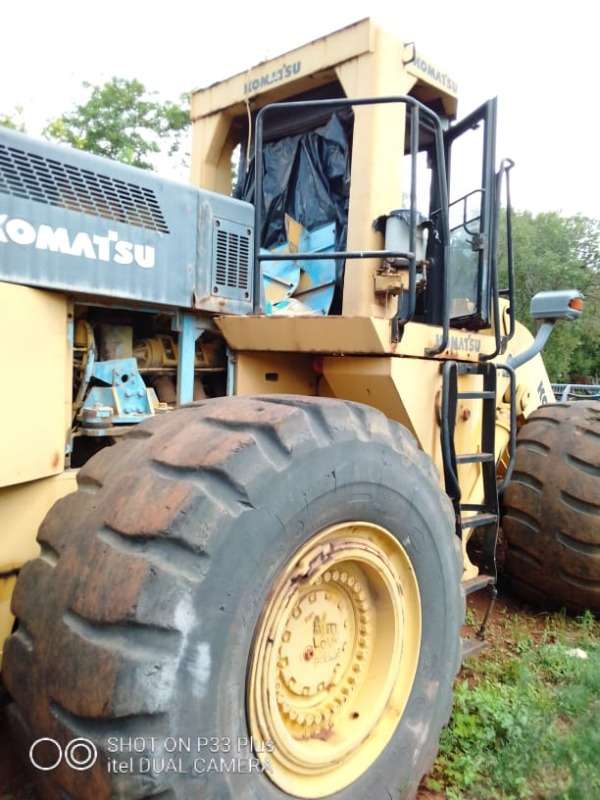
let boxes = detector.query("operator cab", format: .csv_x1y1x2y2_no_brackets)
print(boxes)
190,18,504,351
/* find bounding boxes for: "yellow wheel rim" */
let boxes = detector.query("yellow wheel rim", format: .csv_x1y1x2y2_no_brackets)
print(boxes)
247,521,422,798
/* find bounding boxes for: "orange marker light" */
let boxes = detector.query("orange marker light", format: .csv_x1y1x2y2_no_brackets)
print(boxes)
569,297,584,312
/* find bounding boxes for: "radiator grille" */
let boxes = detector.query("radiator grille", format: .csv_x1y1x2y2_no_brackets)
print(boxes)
0,142,169,234
213,221,250,297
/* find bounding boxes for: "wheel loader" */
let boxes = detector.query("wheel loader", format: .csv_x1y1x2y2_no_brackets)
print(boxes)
0,18,598,800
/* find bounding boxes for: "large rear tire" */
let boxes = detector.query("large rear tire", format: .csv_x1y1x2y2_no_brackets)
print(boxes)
502,401,600,613
2,396,463,799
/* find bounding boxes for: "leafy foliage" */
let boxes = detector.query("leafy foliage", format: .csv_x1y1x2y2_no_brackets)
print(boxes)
429,611,600,799
0,107,26,132
498,211,600,381
44,78,189,170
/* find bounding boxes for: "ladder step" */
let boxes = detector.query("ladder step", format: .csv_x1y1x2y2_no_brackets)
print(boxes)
461,513,497,530
461,637,488,661
461,574,495,595
456,452,495,464
457,391,496,400
457,363,489,376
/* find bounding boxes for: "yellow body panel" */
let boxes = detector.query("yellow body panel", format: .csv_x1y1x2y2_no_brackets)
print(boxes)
0,470,78,664
0,283,73,661
234,351,319,396
191,19,374,119
0,470,78,572
0,575,17,665
335,26,414,318
0,282,71,488
217,315,496,361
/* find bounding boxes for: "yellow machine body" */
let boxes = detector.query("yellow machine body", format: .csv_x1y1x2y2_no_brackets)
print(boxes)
190,17,553,577
0,19,553,663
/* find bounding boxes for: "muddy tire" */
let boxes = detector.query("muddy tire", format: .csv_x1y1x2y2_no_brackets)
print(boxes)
502,401,600,613
2,396,463,800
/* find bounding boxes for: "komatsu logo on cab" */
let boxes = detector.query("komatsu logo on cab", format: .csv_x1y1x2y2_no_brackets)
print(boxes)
0,214,156,269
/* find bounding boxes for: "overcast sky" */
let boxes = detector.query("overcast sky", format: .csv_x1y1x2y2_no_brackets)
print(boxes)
2,0,597,217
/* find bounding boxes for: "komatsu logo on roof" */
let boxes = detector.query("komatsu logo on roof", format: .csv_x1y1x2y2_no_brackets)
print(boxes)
0,214,155,269
411,56,458,95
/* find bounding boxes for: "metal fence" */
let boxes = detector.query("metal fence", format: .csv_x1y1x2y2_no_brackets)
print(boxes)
552,383,600,401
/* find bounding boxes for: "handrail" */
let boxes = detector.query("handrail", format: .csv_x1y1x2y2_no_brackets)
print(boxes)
441,360,461,503
481,158,515,361
496,363,517,492
497,159,516,351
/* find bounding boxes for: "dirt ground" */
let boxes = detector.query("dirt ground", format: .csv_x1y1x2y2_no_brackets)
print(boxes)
0,591,552,800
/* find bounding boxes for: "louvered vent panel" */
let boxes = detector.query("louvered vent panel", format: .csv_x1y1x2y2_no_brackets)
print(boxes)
227,233,239,287
215,229,228,286
239,236,249,289
0,142,169,233
212,219,251,301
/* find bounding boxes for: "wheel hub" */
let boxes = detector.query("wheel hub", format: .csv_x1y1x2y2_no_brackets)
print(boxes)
276,567,372,737
247,522,421,798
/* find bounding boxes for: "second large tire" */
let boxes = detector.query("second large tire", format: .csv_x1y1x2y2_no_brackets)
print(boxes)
502,401,600,613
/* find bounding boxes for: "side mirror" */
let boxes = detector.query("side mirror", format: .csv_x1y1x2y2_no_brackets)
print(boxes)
507,289,584,370
530,289,584,321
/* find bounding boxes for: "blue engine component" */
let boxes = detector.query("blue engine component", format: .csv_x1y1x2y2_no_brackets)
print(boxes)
261,222,336,316
80,358,154,425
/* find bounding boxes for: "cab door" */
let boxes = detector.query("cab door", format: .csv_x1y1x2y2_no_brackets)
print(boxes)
443,98,497,329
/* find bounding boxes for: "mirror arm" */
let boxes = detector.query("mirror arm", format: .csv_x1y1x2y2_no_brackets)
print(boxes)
506,321,554,370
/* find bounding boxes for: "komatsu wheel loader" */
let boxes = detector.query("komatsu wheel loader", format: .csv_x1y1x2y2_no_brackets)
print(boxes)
0,18,598,800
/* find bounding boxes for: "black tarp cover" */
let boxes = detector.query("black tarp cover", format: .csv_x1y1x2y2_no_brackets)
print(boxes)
236,112,351,263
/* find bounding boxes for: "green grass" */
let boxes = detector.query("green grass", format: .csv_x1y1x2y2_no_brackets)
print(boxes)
427,609,600,799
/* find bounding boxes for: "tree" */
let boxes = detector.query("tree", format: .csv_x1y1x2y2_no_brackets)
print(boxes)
498,211,600,381
0,107,26,132
44,78,189,170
